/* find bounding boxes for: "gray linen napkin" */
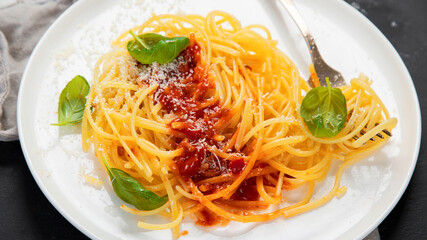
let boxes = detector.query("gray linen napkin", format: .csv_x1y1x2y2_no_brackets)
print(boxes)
0,1,381,239
0,0,75,141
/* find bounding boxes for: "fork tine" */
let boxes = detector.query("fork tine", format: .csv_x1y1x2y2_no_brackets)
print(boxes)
382,129,392,137
374,123,392,137
361,125,384,139
360,130,375,141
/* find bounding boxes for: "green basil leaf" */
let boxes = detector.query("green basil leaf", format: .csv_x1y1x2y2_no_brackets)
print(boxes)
52,75,90,126
300,78,347,137
127,32,190,64
102,158,168,210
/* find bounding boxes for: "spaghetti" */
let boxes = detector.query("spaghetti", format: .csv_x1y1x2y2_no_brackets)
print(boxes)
81,11,397,237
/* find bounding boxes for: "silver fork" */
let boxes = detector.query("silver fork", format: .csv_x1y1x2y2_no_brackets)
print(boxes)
279,0,346,88
279,0,391,139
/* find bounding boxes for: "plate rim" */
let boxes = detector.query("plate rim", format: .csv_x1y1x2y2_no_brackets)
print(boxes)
17,1,102,240
332,0,421,238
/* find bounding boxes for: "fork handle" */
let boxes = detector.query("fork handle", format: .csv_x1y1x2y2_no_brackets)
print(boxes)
279,0,324,83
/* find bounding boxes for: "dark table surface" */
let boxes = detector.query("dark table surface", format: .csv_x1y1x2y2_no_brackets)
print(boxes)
1,0,426,239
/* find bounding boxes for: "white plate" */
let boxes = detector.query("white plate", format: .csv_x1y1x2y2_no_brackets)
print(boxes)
17,0,421,239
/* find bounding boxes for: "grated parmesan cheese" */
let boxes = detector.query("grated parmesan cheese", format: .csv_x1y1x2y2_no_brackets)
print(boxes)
84,174,103,189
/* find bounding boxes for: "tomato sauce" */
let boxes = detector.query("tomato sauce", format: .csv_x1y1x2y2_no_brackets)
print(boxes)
230,178,260,201
136,35,255,226
195,207,230,227
140,35,247,182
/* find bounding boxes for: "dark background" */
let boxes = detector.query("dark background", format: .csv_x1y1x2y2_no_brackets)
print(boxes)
0,0,425,239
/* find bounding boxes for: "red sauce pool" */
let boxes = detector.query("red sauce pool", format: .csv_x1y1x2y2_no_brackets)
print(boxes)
196,208,220,226
230,178,260,201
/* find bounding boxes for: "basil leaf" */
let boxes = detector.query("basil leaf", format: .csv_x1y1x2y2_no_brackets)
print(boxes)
300,78,347,137
52,75,90,126
127,32,190,64
102,158,168,210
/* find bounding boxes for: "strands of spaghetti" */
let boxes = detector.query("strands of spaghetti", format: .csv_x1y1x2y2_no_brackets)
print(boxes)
81,11,397,237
